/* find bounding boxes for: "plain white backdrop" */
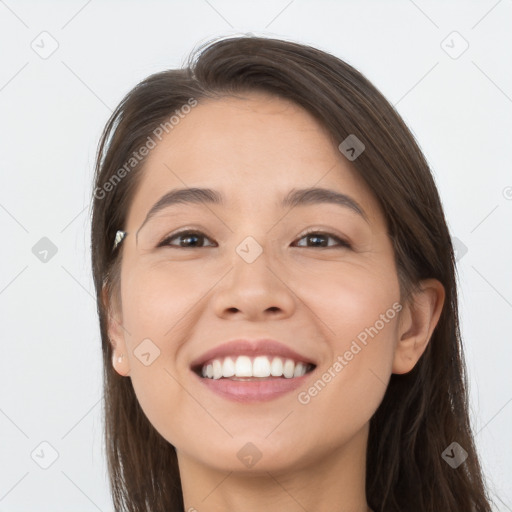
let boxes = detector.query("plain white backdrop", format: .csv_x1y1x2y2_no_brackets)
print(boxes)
0,1,511,510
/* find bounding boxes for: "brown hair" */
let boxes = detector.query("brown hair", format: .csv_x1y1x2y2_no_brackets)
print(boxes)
90,35,493,512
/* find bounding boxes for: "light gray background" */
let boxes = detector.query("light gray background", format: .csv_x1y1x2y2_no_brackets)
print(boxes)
1,1,511,510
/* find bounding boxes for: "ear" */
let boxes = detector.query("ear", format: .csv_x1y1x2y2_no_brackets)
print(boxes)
102,284,131,377
392,278,445,374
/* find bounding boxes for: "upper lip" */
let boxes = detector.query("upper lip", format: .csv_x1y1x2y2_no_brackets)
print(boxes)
189,339,317,371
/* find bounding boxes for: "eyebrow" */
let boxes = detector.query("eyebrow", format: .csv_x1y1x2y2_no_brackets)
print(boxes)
136,186,369,238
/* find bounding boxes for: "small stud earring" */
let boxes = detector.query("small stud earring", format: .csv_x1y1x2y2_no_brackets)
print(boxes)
112,353,124,366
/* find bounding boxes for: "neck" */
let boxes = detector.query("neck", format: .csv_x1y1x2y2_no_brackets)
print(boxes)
177,422,371,512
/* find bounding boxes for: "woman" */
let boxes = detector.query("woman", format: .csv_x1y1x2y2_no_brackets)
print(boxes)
90,35,493,511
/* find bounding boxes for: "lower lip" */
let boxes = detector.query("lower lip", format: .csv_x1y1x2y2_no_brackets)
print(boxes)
192,370,315,403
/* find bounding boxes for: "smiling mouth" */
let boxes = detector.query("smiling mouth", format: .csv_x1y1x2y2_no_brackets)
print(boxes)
191,355,317,380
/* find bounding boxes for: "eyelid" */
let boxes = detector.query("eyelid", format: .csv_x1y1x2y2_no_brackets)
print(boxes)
297,227,352,248
157,227,216,248
157,227,352,249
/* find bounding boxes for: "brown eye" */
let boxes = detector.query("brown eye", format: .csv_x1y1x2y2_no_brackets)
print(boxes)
158,230,216,248
157,229,351,250
294,231,352,249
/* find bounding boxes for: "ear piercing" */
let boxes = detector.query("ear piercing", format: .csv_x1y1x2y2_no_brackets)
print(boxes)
112,353,125,367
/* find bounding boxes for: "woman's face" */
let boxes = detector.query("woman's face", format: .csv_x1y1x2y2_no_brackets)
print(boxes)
110,91,404,474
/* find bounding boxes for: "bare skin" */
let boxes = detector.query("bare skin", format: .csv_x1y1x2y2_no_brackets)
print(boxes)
105,91,445,512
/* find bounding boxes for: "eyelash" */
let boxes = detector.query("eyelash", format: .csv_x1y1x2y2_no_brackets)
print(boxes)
157,228,352,250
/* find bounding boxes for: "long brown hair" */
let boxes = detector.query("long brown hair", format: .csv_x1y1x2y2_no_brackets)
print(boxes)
90,35,494,512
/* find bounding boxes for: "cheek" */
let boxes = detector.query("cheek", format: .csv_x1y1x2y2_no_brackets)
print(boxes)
121,260,203,337
296,257,401,342
293,263,400,414
118,263,197,444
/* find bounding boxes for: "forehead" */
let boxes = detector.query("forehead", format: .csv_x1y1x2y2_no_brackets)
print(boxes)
125,92,383,228
150,92,339,173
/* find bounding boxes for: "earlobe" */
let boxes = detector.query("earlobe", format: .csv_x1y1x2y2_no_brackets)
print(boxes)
392,278,445,374
111,351,130,377
102,285,131,377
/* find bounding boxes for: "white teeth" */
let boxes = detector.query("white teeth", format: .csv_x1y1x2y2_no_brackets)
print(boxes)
270,357,283,376
199,355,312,380
283,359,295,378
212,359,222,380
222,357,236,377
253,356,271,377
235,355,252,377
293,362,306,377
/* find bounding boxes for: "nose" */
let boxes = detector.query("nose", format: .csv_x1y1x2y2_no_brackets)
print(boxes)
211,241,296,321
